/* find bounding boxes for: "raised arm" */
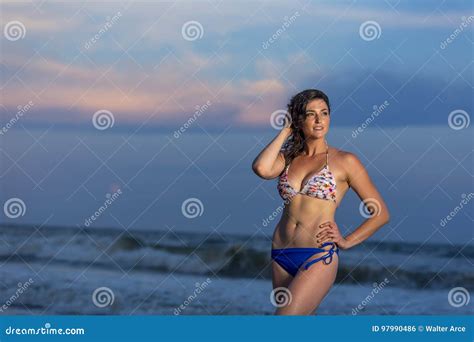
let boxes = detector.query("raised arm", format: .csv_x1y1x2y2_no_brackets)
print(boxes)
252,127,292,179
340,152,390,249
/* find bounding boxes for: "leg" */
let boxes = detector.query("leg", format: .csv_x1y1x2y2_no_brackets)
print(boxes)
271,260,293,289
271,261,294,310
275,253,339,315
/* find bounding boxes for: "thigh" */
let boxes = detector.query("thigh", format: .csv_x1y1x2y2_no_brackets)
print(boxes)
275,253,339,315
271,261,293,289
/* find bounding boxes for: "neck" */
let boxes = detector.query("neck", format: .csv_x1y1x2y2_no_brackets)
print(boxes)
303,138,327,156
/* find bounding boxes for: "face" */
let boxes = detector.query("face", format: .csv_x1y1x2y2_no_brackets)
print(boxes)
300,99,330,139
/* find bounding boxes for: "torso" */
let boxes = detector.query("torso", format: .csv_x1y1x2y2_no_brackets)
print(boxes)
272,146,351,249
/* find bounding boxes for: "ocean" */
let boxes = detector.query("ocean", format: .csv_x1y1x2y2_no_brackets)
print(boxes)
0,224,472,315
0,125,472,315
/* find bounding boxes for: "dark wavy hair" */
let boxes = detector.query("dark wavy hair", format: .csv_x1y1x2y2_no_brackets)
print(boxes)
282,89,331,165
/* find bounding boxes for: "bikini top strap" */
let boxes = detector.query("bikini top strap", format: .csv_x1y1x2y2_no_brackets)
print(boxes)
325,141,329,166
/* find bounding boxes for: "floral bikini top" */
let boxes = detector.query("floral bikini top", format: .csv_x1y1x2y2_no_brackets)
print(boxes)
278,145,337,203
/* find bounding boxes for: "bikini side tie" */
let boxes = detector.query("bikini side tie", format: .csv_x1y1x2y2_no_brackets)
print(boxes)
303,243,339,270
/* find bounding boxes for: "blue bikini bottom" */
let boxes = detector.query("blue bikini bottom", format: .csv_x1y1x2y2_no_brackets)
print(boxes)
271,242,339,277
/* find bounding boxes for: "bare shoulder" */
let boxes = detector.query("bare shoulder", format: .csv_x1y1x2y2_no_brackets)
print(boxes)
343,151,363,166
329,147,360,163
328,147,365,173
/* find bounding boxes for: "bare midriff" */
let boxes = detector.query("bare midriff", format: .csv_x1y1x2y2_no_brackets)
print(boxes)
272,195,337,249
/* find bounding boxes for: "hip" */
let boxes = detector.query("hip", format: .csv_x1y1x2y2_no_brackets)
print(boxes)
272,215,335,249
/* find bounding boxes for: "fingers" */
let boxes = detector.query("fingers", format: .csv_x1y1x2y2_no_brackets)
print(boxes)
315,228,331,244
315,221,341,247
321,231,336,240
315,226,332,237
316,230,335,245
319,221,338,232
317,235,334,247
316,229,340,244
316,223,336,238
319,221,333,228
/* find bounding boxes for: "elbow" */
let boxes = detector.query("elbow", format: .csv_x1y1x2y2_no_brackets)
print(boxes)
381,208,390,225
251,162,263,177
252,163,272,179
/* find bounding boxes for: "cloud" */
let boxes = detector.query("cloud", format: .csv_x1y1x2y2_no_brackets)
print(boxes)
302,3,467,29
1,1,471,130
0,50,292,128
1,3,83,33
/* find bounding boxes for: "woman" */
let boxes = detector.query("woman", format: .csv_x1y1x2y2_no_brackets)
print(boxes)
252,89,390,315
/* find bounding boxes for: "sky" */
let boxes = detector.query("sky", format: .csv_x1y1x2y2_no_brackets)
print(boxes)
0,0,473,245
0,0,472,131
